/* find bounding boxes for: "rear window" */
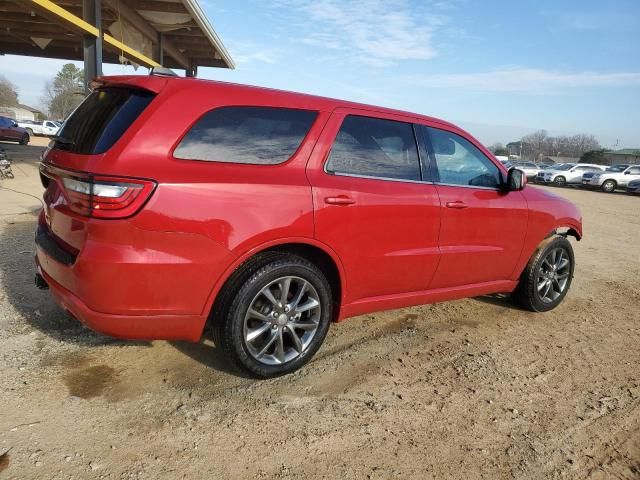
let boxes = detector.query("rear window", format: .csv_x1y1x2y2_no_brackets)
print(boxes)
56,88,155,154
325,115,421,181
173,106,317,165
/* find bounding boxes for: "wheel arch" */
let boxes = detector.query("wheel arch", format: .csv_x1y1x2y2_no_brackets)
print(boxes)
547,224,582,241
200,238,347,338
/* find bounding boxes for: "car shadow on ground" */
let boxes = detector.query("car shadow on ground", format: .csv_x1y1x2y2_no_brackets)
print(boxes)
170,335,254,378
473,292,522,310
0,216,149,347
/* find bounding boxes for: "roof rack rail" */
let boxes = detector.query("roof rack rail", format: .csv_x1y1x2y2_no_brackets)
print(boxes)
150,67,178,77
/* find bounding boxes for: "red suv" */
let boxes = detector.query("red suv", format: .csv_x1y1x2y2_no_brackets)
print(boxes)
35,75,582,377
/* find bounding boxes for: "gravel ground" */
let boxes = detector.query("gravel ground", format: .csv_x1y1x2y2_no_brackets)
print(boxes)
0,149,638,479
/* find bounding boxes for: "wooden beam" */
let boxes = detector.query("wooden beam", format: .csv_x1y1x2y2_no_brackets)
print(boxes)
127,0,188,13
102,0,189,69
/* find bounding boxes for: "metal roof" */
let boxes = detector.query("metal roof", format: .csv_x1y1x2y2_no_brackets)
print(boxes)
0,0,234,71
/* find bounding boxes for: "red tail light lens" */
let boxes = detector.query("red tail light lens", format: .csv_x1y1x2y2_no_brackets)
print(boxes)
41,164,156,219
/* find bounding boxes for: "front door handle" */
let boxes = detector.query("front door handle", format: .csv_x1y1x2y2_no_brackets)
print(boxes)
325,195,356,205
446,201,468,209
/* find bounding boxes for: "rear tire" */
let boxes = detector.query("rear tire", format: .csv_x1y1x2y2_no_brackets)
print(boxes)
214,255,332,378
553,176,566,187
515,235,575,312
601,180,616,193
19,134,29,145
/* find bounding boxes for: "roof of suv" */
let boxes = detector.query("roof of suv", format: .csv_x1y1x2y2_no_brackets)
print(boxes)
95,75,460,131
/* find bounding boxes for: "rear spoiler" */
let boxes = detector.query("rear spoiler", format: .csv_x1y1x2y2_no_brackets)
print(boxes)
89,75,168,94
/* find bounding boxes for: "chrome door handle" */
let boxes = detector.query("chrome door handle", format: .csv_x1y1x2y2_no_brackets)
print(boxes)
446,201,467,209
325,196,355,205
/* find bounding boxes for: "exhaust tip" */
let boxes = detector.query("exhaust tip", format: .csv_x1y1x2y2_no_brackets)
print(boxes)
35,273,49,290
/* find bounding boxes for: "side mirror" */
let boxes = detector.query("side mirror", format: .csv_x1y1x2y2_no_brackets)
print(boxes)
507,167,526,191
624,171,630,175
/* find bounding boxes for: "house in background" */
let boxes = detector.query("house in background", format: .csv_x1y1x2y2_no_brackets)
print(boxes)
0,104,44,122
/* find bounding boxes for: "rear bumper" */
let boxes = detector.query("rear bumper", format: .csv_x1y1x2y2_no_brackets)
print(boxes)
34,213,236,341
36,259,204,341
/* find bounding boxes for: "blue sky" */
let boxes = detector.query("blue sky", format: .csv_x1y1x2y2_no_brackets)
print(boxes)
1,0,639,147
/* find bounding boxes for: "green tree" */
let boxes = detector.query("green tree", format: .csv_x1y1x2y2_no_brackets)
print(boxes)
43,64,85,120
0,76,19,107
580,149,610,165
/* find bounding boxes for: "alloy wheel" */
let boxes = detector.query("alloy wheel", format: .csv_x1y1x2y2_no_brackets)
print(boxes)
243,276,321,365
536,247,571,304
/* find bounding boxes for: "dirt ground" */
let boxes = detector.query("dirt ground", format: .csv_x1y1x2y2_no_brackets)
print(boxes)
1,141,639,479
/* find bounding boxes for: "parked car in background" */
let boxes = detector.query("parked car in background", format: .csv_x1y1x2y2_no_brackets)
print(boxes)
585,165,640,192
581,164,629,187
17,120,61,137
35,75,583,377
0,116,30,145
511,161,539,179
626,179,640,195
536,163,604,186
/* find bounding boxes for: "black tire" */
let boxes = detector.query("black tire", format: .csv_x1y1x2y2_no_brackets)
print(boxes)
553,176,566,187
515,235,575,312
214,254,332,378
19,134,29,145
601,179,616,193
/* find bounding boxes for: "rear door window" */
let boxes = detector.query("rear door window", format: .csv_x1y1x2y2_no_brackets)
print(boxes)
55,87,155,154
325,115,421,181
174,106,317,165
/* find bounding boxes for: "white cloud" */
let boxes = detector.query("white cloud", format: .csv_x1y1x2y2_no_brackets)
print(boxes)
225,41,280,65
272,0,454,65
405,67,640,93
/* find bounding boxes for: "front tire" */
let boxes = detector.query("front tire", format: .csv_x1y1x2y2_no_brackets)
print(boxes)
19,133,29,145
216,255,332,378
515,235,575,312
601,180,616,193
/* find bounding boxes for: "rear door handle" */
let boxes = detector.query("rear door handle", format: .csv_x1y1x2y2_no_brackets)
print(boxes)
325,195,355,205
446,201,467,209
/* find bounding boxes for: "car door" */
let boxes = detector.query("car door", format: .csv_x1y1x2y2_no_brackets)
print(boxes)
306,109,441,303
419,125,528,289
8,120,21,140
570,165,597,183
621,166,640,186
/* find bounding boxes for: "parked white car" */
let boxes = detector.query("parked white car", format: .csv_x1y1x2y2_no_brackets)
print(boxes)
584,165,640,192
511,161,540,179
535,163,605,186
17,120,60,137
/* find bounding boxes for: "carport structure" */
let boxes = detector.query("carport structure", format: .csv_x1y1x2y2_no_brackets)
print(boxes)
0,0,234,88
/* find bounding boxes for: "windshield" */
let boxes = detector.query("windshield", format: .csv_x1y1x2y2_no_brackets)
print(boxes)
555,164,574,171
607,165,627,172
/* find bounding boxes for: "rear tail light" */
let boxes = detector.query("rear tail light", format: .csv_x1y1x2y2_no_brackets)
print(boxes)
41,164,156,219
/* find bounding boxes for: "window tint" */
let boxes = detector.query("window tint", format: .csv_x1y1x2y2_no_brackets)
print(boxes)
424,127,501,188
56,88,155,154
628,166,640,174
0,117,8,127
325,115,420,181
174,107,317,165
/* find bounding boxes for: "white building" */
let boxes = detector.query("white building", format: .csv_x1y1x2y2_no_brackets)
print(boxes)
0,104,44,121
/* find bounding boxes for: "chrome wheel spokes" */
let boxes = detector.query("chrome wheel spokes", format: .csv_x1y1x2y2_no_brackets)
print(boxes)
536,247,571,304
243,276,321,365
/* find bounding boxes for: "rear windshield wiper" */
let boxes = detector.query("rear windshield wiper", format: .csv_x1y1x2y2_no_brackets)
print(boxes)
53,136,75,146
